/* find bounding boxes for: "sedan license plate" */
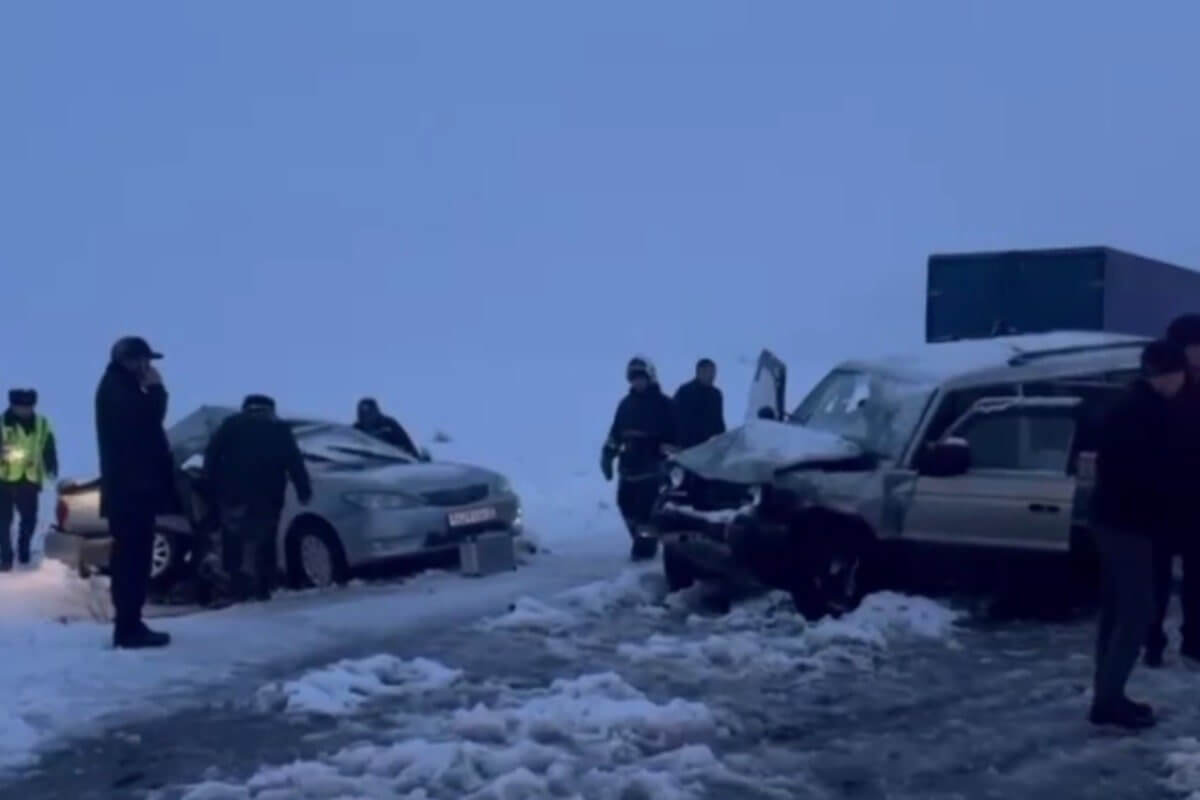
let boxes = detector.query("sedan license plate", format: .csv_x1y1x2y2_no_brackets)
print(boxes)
448,506,498,528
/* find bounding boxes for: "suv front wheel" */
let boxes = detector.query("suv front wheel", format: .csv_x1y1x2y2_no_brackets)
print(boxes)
789,532,877,621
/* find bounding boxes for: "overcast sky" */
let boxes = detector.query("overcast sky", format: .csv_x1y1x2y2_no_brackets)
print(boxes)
4,2,1199,473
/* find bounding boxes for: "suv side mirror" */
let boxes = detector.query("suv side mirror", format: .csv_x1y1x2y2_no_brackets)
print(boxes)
917,437,971,478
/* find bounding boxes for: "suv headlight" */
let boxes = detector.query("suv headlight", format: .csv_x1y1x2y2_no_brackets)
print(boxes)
669,466,686,488
748,486,763,507
343,491,422,510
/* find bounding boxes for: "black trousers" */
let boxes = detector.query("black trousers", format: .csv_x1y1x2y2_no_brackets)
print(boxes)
0,481,39,565
219,504,280,599
1148,539,1200,653
108,509,156,633
617,477,660,539
1094,528,1154,707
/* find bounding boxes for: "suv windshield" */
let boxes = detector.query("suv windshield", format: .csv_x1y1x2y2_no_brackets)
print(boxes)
789,368,933,459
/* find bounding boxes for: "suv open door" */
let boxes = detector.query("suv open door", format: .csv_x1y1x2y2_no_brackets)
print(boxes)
746,350,787,422
903,396,1083,553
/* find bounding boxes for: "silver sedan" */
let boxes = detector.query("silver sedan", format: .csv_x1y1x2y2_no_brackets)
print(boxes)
46,406,522,591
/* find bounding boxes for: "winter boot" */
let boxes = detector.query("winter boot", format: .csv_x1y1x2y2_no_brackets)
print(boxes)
113,622,172,650
1089,701,1156,730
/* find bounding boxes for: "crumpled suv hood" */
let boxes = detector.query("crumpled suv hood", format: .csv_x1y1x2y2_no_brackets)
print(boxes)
671,419,863,485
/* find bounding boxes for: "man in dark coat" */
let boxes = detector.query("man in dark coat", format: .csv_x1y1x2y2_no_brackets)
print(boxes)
96,337,177,649
1147,313,1200,666
1089,339,1186,729
673,358,726,450
0,388,58,569
601,356,677,561
354,398,424,461
205,394,312,601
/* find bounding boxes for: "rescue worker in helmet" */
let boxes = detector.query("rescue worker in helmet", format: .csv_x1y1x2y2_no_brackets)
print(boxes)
0,389,58,570
601,357,677,560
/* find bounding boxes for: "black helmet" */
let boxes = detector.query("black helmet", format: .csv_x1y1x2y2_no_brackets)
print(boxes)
242,394,276,413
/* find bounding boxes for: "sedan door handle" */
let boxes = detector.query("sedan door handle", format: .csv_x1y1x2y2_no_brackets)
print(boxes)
1028,503,1060,514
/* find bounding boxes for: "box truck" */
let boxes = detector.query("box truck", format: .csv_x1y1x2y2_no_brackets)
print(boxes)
925,246,1200,343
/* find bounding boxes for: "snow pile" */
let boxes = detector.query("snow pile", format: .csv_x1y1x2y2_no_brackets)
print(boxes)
482,566,666,634
257,655,463,716
1165,739,1200,800
621,591,960,677
478,597,578,635
187,671,800,800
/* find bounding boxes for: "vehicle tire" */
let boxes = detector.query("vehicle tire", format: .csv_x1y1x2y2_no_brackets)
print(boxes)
790,528,877,622
662,544,696,592
286,519,350,589
148,530,189,595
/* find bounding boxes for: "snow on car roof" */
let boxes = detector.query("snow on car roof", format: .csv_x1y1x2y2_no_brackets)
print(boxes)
842,331,1149,384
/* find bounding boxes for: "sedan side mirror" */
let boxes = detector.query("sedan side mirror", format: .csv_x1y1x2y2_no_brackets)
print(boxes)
916,437,971,478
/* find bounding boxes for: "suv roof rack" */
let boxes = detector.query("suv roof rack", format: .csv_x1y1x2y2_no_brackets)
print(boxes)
1007,340,1149,367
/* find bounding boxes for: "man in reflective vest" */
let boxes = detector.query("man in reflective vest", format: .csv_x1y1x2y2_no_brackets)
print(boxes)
0,388,58,569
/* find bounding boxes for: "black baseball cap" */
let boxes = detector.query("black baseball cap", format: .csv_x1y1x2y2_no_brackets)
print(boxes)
110,336,163,362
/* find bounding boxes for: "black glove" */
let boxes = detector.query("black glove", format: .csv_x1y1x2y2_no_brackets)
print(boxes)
601,448,615,482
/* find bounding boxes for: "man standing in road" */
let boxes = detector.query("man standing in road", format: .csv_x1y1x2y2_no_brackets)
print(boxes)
205,394,312,602
354,398,424,461
0,389,58,570
601,356,677,561
1089,339,1186,729
673,358,726,450
1146,313,1200,667
96,337,177,649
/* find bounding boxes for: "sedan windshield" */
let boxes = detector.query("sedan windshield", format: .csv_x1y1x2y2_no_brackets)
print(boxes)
789,368,933,459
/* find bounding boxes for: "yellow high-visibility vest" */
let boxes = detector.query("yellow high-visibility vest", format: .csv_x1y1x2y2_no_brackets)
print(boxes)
1,416,51,485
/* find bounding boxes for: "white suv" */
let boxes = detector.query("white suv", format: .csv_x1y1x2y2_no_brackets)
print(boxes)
652,331,1148,619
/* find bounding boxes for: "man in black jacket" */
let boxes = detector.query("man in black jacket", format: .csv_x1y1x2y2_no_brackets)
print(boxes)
205,395,312,601
673,358,726,450
1146,314,1200,666
602,356,677,561
96,337,177,649
354,398,423,461
1089,340,1187,729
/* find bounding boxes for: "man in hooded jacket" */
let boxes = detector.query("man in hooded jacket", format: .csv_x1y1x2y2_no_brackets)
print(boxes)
96,337,177,649
601,356,677,560
1145,314,1200,666
1089,339,1186,729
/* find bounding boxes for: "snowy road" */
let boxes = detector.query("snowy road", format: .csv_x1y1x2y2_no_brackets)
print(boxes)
8,567,1200,800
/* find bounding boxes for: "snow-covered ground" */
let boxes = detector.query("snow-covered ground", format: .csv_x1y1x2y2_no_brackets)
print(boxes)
0,460,633,774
